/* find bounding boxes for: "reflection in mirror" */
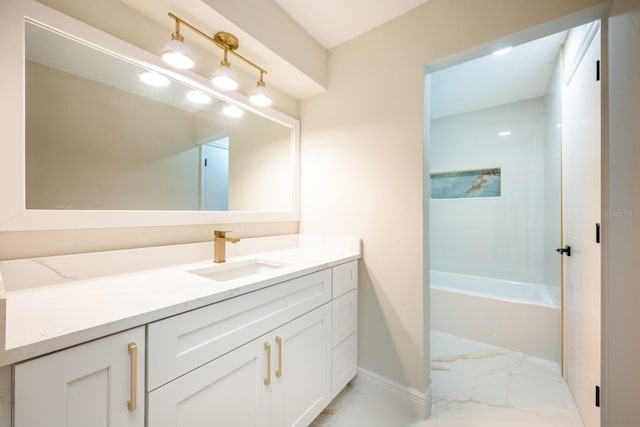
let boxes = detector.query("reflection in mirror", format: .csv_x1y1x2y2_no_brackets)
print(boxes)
25,21,293,212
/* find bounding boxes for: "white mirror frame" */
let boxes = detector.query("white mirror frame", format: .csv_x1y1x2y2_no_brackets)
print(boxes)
0,0,300,231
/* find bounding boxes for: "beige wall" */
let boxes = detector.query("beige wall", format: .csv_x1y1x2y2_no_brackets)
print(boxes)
300,0,608,395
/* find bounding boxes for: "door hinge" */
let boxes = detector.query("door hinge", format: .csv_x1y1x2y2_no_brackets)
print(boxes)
595,385,601,407
596,223,601,243
204,158,208,167
596,60,601,81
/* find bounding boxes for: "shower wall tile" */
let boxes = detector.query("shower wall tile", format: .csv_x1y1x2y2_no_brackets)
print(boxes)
430,98,548,285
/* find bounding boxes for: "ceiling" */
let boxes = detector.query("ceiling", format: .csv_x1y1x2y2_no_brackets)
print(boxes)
430,30,568,119
273,0,431,49
271,0,568,116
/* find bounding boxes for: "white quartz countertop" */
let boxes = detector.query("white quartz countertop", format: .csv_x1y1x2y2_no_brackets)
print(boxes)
0,235,361,366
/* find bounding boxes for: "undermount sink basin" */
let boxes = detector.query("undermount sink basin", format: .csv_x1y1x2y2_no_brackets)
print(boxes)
189,259,289,282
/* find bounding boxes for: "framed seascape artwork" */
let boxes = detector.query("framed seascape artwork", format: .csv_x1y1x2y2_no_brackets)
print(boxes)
430,167,501,199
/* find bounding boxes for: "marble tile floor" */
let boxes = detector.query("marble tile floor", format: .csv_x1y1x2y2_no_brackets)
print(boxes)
310,331,584,427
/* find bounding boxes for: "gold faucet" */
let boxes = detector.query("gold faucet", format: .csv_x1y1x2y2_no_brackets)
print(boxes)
213,230,240,263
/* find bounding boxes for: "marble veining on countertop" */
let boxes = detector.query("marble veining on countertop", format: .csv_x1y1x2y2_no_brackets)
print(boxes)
0,234,361,366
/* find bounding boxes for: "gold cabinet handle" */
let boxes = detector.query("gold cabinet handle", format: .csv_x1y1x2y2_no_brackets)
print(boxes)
275,336,282,378
127,342,137,411
264,342,271,385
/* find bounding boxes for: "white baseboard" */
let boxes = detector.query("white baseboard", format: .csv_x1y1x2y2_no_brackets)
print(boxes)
351,367,432,419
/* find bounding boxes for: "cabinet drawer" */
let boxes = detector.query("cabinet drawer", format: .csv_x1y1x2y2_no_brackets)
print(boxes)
331,332,358,399
332,289,358,347
147,269,331,391
332,261,358,298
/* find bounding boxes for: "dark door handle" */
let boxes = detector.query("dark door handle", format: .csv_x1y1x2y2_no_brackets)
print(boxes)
555,245,571,256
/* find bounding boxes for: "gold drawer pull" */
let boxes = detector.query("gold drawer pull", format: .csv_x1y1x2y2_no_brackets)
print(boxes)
275,336,282,378
127,342,137,411
264,342,271,385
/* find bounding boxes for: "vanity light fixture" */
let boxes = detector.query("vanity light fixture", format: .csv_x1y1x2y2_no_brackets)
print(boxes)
498,131,512,137
186,90,212,104
139,70,170,87
163,13,273,107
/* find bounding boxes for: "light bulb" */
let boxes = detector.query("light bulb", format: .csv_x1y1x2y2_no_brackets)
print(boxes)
186,90,211,104
139,71,170,87
161,37,195,69
222,105,244,118
249,82,272,107
211,63,239,91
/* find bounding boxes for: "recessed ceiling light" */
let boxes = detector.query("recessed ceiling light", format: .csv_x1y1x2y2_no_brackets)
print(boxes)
186,90,211,104
139,71,170,87
222,105,244,118
492,47,513,56
498,131,511,137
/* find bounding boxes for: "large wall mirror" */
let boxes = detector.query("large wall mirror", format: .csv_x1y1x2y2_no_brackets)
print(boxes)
0,0,300,231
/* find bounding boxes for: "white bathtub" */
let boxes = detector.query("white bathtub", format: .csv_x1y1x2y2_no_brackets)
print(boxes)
430,270,561,362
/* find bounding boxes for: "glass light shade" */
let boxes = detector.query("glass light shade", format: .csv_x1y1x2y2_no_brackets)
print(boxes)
211,64,239,91
186,90,212,104
161,39,195,69
139,71,170,87
249,83,272,107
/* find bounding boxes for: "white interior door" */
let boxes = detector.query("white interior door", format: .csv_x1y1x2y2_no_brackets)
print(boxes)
562,25,601,427
201,138,229,211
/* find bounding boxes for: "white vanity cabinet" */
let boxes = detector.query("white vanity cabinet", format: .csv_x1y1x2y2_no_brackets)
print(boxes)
13,326,145,427
148,304,331,427
147,269,333,427
8,259,359,427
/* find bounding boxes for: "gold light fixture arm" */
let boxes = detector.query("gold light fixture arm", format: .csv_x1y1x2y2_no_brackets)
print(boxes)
167,13,268,75
173,19,181,38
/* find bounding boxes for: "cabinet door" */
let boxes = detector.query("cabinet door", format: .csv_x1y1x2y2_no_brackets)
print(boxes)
271,304,332,427
14,327,145,427
148,336,270,427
